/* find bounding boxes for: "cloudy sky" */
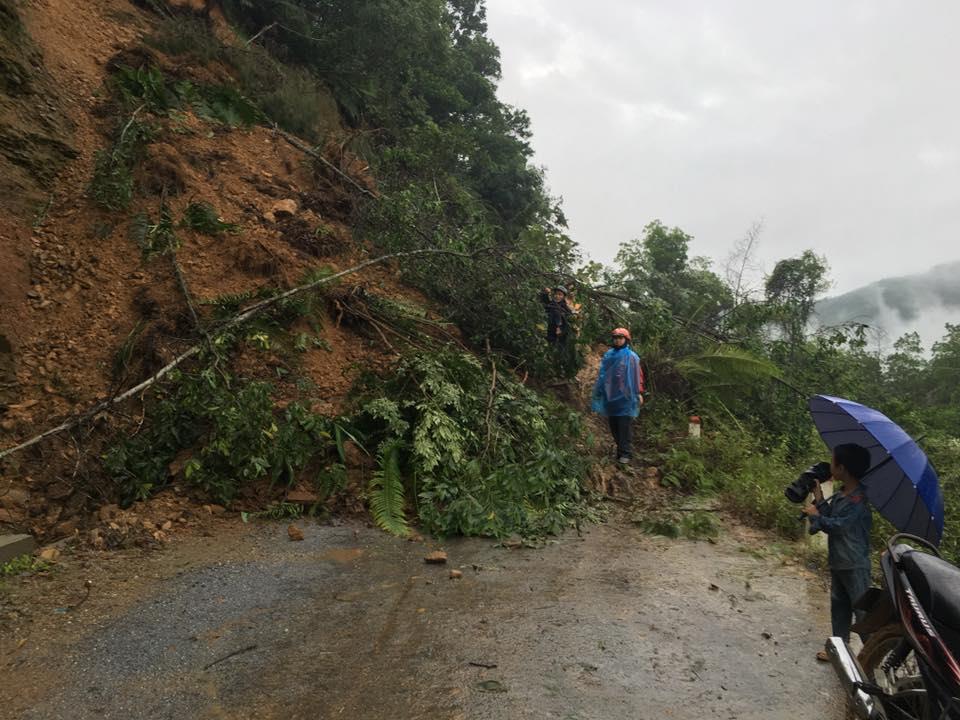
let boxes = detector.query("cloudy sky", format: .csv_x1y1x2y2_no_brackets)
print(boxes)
484,0,960,295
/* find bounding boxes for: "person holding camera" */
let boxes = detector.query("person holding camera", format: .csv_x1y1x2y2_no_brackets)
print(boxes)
801,443,873,662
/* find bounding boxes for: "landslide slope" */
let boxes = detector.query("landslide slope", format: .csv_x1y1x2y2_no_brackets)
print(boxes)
0,0,453,541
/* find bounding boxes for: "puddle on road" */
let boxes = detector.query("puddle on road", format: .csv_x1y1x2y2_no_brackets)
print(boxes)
319,548,365,563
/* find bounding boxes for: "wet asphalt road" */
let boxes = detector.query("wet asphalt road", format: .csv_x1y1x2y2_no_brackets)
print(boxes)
3,520,845,719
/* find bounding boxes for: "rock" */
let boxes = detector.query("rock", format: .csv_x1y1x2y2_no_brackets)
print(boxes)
0,487,30,510
161,520,173,531
424,551,448,564
449,569,463,579
287,524,304,542
46,480,73,500
98,504,120,523
52,519,78,538
38,547,60,561
0,508,17,524
644,467,661,480
286,489,318,504
88,529,104,549
208,504,226,516
270,198,298,220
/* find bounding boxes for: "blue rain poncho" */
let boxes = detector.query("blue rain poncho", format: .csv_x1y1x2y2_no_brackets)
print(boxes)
591,346,644,417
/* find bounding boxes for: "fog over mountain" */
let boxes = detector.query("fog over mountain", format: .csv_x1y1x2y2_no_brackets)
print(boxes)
814,261,960,351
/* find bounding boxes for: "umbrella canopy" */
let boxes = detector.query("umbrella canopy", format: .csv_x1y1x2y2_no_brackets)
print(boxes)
808,394,945,546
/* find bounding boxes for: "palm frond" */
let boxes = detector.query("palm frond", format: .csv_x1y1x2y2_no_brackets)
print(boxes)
677,345,782,389
369,441,409,537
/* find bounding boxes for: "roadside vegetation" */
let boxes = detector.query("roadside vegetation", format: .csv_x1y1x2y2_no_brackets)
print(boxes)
11,0,957,556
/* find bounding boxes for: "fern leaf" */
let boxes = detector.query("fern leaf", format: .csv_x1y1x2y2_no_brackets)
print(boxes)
369,442,410,537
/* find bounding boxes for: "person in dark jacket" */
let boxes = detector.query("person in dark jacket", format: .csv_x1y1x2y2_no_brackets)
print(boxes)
539,286,574,345
591,328,645,463
803,442,873,661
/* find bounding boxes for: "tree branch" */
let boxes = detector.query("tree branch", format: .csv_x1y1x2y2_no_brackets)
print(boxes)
0,248,480,461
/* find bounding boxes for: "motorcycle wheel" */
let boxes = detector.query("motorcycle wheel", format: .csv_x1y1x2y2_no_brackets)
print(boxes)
858,624,928,719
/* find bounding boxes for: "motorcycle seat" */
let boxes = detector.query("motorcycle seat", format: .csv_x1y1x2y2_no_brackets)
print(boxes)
901,550,960,639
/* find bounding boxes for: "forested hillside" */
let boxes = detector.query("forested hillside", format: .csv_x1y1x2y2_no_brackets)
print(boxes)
814,260,960,350
0,0,956,566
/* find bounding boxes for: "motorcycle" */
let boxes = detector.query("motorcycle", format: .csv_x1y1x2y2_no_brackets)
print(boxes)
825,533,960,719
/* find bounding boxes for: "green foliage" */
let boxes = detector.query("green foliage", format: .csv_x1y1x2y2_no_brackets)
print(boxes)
112,320,147,382
765,250,830,345
0,554,50,577
180,201,239,235
104,364,341,505
113,63,262,128
114,65,177,111
145,16,330,139
129,203,178,257
677,346,782,395
369,441,410,537
613,221,734,327
90,115,153,210
659,444,712,493
241,501,304,522
635,509,720,541
354,349,589,539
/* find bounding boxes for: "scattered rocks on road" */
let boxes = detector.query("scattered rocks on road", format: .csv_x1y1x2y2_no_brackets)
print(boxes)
287,525,304,542
39,547,61,562
424,551,447,564
449,569,463,579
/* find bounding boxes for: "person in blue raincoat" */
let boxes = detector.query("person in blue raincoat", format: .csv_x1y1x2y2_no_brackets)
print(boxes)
802,442,873,661
592,328,645,464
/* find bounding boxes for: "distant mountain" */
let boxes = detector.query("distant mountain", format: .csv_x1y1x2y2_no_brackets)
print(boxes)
813,261,960,350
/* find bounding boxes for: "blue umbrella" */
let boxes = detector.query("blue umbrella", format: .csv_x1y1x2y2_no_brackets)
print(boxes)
808,394,945,546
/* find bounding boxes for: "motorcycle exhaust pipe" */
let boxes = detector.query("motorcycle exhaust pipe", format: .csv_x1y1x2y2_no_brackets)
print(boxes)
825,637,883,719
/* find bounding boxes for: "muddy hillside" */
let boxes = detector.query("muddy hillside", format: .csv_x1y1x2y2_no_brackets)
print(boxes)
0,0,483,545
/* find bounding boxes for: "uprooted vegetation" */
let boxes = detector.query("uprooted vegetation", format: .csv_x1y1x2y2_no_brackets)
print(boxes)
0,0,609,545
4,0,957,567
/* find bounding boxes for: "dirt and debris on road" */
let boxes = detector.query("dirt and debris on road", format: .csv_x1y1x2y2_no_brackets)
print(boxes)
1,515,844,720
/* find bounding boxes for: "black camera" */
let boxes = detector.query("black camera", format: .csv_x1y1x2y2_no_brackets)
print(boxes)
784,461,832,503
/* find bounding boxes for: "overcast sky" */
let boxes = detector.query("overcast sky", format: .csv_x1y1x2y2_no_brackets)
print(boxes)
484,0,960,295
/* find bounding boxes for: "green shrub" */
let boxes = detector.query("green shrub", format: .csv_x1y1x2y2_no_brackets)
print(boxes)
146,18,329,139
354,349,591,539
1,554,50,577
129,203,178,257
636,509,720,541
180,201,239,235
90,116,153,210
104,366,342,505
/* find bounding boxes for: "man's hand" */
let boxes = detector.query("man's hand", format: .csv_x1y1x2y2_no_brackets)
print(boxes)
813,479,824,504
637,394,645,406
802,504,820,517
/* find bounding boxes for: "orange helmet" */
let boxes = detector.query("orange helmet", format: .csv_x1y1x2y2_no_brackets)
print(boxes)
611,327,631,341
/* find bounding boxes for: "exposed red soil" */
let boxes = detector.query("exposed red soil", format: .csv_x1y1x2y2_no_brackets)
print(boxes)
0,0,457,544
